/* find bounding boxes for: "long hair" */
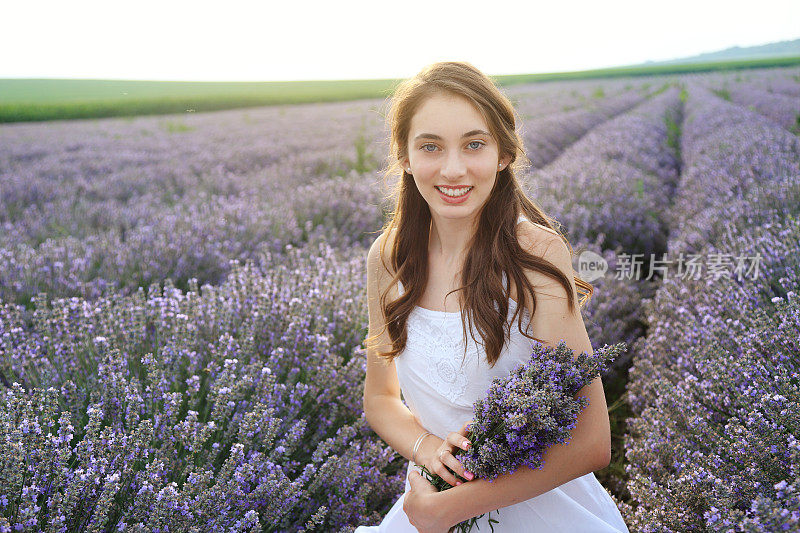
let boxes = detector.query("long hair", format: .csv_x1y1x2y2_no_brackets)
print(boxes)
366,61,593,368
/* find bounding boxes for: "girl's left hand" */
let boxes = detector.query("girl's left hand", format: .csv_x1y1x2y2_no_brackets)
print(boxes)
404,470,453,533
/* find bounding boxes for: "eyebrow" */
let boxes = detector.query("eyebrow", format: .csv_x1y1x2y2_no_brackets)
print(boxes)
413,129,491,142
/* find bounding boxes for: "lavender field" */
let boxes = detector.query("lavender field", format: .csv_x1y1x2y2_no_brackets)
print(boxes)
0,66,798,531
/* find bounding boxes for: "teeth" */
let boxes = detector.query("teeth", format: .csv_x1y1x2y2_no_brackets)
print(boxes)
436,186,473,197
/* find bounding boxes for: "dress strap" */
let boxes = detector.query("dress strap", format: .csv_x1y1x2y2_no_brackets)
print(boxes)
517,214,529,225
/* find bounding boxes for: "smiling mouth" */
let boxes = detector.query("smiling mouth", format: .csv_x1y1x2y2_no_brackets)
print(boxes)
435,185,473,197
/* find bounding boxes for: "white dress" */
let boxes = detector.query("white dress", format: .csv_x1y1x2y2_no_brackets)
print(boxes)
355,216,629,532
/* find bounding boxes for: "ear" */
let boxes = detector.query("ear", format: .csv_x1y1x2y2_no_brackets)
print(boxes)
400,156,410,172
499,154,512,171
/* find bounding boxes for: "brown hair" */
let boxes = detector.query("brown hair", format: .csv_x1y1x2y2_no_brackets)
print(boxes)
367,61,592,368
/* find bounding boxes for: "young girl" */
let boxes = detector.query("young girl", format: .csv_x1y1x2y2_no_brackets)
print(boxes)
357,62,629,532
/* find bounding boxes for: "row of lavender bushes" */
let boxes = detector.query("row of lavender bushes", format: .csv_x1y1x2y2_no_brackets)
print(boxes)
0,77,663,531
531,85,682,259
510,81,653,169
690,66,799,99
505,78,649,120
721,84,799,133
620,83,800,531
692,66,799,134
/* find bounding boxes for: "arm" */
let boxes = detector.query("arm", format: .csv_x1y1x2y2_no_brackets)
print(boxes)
364,395,444,468
437,229,612,526
362,232,444,470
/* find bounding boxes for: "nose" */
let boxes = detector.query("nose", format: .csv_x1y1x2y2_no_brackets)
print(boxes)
441,149,467,181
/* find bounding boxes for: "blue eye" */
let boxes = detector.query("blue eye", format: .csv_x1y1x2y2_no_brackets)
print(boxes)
421,144,437,152
468,141,484,150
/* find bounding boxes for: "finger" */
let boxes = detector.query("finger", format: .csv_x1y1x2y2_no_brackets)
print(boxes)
434,449,459,486
445,448,473,482
435,448,465,487
447,431,471,452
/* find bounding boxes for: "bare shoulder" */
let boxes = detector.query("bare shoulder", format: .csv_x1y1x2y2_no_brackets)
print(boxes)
515,222,593,366
515,220,575,300
367,228,397,276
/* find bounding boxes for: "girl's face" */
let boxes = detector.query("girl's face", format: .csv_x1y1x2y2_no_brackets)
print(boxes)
402,92,509,222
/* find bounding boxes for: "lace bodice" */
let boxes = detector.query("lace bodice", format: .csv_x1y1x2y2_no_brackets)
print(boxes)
396,273,533,405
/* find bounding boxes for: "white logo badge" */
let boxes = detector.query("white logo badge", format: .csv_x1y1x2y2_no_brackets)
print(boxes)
576,250,607,282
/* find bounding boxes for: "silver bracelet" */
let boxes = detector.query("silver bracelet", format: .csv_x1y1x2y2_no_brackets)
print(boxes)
412,430,433,464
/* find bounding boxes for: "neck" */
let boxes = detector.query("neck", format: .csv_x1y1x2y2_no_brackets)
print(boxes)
428,213,478,265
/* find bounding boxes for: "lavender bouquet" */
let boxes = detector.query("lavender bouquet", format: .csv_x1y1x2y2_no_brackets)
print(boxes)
416,340,627,533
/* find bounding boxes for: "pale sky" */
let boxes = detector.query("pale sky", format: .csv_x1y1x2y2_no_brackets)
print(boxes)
3,0,798,81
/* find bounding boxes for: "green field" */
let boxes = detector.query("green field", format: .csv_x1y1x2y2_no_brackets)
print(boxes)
1,55,799,123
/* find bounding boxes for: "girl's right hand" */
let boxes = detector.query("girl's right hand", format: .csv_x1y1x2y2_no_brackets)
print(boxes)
420,420,474,487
